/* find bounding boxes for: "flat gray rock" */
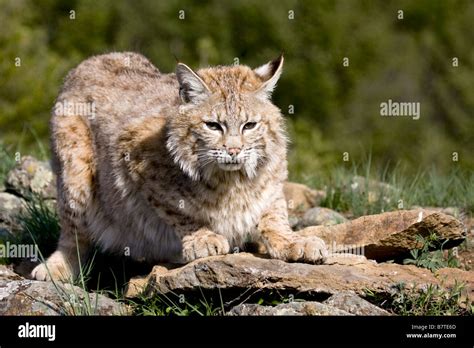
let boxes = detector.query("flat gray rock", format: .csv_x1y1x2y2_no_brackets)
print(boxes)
141,253,469,299
298,209,466,261
0,266,128,315
0,192,26,238
228,301,353,316
297,207,348,228
6,156,56,199
323,291,391,316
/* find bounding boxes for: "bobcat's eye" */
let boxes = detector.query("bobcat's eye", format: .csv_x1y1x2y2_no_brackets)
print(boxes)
243,122,257,131
205,122,223,132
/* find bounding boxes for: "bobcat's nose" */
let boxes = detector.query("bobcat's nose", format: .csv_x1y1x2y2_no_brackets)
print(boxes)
227,147,241,157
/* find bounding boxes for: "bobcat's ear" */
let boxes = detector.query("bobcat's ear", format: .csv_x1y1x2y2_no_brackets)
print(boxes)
176,63,211,104
253,54,284,99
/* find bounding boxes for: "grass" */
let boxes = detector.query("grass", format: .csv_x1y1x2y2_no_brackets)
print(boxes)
300,158,474,217
365,281,473,316
130,288,224,316
0,194,60,265
16,194,60,258
403,232,460,272
127,288,311,316
0,144,17,186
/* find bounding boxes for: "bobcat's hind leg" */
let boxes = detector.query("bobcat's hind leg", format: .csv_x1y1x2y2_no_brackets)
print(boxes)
31,237,90,282
31,113,95,282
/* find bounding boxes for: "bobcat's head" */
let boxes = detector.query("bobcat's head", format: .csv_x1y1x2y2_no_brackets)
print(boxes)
166,55,287,181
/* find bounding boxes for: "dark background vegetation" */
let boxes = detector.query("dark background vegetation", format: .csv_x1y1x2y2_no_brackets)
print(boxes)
1,0,473,180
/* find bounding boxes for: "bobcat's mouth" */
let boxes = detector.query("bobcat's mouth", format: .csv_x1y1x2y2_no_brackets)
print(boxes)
217,162,244,171
216,155,245,171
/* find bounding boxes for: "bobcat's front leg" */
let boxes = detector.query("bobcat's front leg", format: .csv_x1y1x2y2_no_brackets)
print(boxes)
259,195,328,264
180,228,230,263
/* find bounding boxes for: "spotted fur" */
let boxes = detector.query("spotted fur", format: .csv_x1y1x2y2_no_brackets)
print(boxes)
31,52,327,282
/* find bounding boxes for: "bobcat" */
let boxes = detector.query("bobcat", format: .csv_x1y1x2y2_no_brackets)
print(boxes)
31,52,328,281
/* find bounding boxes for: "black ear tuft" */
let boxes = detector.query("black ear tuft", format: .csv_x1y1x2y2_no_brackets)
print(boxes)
253,55,284,98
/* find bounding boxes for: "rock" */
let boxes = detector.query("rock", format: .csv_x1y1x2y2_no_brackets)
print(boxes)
124,264,169,298
457,232,473,271
298,209,466,261
325,254,369,265
283,182,325,214
323,292,391,316
0,266,128,315
411,206,462,219
6,156,56,199
125,275,150,298
435,267,474,299
0,265,22,281
228,301,352,316
297,207,348,228
288,215,300,229
0,192,26,239
141,253,471,299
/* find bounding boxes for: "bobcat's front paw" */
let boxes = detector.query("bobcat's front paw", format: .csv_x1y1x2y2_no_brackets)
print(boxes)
265,233,328,264
31,251,74,282
182,230,230,262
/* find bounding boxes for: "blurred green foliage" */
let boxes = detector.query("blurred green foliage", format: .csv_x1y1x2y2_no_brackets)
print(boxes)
0,0,473,179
